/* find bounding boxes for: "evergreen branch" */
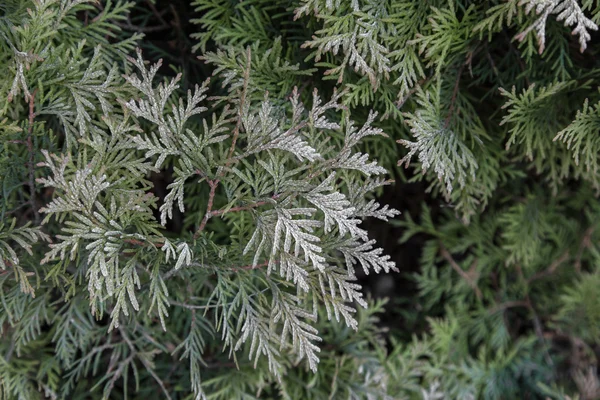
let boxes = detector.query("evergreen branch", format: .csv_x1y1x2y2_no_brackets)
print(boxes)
122,238,165,248
527,251,570,283
194,47,251,240
209,194,280,218
230,261,270,272
119,326,173,400
27,90,39,224
516,0,598,53
225,46,251,168
575,226,595,273
443,63,465,129
194,179,219,238
488,300,530,315
439,244,482,300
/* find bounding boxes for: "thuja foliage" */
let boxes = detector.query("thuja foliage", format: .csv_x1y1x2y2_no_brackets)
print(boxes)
3,0,600,399
1,1,398,399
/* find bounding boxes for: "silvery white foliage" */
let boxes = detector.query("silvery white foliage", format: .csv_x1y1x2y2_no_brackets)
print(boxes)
68,46,120,138
37,151,110,217
399,89,478,194
0,220,50,296
148,263,170,331
175,242,193,270
173,316,210,400
318,270,366,330
308,88,346,130
0,220,49,270
124,50,232,225
108,258,141,331
339,239,397,275
270,285,321,372
355,199,400,221
276,253,312,292
294,0,360,19
124,49,210,168
244,90,320,162
335,151,388,176
37,136,162,327
83,115,155,180
33,47,397,387
421,381,445,400
233,286,283,374
304,173,366,239
330,111,388,176
302,9,391,87
161,239,193,270
517,0,598,53
243,210,312,294
157,110,231,225
272,207,327,272
228,84,398,361
347,177,400,220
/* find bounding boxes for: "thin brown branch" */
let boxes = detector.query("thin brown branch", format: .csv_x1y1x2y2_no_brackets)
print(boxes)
115,19,170,33
444,63,465,129
575,226,595,273
526,294,555,367
527,251,570,284
514,264,554,366
105,354,135,395
439,244,482,300
488,300,529,315
194,179,218,239
209,194,280,218
396,76,431,109
230,261,270,272
123,238,164,248
193,48,252,240
119,326,173,400
146,0,170,27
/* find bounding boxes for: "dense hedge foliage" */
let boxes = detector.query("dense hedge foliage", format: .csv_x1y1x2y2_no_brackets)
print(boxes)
2,1,600,399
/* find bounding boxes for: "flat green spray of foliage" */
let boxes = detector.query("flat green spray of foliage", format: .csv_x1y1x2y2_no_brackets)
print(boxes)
0,1,398,399
4,0,600,399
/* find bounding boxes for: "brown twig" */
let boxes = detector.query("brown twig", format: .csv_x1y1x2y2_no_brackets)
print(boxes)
439,244,482,300
123,238,164,248
396,76,431,109
444,63,465,129
527,251,570,283
119,326,173,400
104,354,134,395
209,194,281,218
194,179,219,238
526,294,555,367
230,261,270,272
514,264,555,366
575,226,595,273
146,0,170,27
115,19,170,33
488,300,529,315
193,48,252,240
